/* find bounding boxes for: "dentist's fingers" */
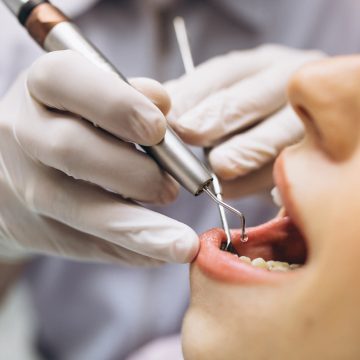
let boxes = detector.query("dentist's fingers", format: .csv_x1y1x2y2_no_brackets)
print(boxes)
21,163,199,263
165,45,286,119
209,106,304,180
130,77,172,116
27,50,168,145
165,44,317,121
9,214,164,266
14,107,178,204
170,53,318,147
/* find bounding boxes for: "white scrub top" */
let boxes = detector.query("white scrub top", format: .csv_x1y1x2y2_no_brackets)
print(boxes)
1,0,360,359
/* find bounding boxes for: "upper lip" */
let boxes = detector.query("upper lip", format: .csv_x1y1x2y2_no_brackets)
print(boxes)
273,153,304,233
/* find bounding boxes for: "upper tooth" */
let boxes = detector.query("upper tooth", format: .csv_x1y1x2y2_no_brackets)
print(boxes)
271,187,283,207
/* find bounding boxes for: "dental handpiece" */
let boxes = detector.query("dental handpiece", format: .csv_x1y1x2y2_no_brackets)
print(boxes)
2,0,213,196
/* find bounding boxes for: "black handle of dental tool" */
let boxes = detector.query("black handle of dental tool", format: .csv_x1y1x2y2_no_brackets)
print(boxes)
2,0,213,196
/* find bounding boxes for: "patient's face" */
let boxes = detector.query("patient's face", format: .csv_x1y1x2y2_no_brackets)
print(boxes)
182,56,360,359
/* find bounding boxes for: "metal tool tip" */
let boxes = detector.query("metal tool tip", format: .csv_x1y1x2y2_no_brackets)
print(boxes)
203,187,247,246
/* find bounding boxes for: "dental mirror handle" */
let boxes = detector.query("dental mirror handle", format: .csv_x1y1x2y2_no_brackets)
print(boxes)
2,0,213,196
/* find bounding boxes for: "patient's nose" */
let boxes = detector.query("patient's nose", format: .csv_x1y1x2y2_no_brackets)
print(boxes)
288,56,360,160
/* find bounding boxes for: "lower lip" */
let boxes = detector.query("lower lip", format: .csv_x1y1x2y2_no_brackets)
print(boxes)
195,219,301,284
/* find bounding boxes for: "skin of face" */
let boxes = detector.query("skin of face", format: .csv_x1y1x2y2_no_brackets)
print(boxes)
182,56,360,359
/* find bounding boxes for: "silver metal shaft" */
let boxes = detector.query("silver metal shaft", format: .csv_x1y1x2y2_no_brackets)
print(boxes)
173,16,247,246
209,172,232,245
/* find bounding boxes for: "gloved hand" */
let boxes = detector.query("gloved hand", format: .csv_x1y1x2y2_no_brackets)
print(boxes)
166,45,324,198
0,50,198,265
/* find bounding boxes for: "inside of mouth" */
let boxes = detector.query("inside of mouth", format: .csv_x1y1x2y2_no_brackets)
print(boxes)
221,216,308,272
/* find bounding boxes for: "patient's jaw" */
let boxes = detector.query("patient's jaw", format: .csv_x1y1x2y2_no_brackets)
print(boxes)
182,56,360,360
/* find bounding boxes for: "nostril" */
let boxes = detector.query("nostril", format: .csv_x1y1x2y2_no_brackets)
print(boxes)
295,104,323,141
295,105,313,124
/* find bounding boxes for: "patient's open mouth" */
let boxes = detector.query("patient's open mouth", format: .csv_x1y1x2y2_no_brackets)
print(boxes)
194,155,308,284
230,214,307,270
195,213,307,284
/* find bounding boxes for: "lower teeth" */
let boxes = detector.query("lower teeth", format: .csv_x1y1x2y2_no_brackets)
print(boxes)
238,256,300,272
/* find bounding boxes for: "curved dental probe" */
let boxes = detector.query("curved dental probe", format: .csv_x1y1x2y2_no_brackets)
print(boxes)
203,151,247,248
203,187,248,245
207,172,232,248
173,16,248,248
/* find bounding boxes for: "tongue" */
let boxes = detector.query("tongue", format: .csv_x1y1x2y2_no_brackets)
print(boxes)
231,217,307,264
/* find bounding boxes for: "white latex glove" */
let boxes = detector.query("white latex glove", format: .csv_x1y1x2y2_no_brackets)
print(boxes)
166,45,324,197
0,50,199,265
